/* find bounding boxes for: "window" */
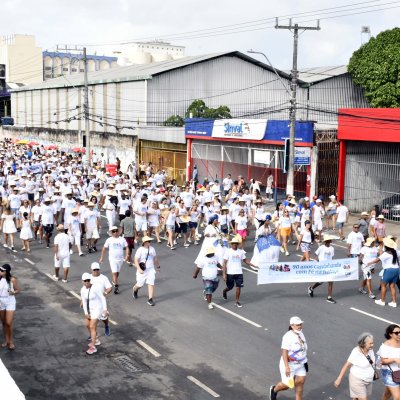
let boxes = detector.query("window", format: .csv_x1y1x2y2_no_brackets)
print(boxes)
71,68,77,72
45,67,52,71
45,74,52,79
63,68,68,72
80,69,84,72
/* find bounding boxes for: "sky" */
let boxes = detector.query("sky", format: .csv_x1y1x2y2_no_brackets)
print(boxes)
2,0,400,69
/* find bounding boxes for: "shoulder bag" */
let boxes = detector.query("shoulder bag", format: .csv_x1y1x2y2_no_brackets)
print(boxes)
139,248,150,271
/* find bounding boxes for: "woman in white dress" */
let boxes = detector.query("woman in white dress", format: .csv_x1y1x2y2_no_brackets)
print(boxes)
20,211,33,252
0,206,17,250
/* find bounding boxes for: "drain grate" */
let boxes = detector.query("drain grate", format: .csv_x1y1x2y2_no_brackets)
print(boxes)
110,354,143,373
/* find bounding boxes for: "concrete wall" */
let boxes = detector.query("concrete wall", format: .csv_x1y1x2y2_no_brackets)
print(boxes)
0,126,137,170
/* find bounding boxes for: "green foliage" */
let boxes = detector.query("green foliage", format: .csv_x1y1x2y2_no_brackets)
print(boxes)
163,115,185,127
185,100,232,119
348,28,400,107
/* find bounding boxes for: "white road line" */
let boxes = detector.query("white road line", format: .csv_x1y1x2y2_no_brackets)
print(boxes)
136,340,161,358
296,255,316,261
24,258,35,265
45,273,56,281
212,304,263,328
69,290,81,300
350,307,399,325
109,319,118,326
242,266,257,274
332,243,347,249
187,376,220,398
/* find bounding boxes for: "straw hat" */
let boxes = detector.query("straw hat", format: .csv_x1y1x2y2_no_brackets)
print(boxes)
365,237,375,247
205,247,216,256
71,208,79,213
377,215,385,220
221,206,229,211
361,211,369,216
230,235,242,244
142,236,153,243
180,215,190,223
383,237,397,249
322,234,335,242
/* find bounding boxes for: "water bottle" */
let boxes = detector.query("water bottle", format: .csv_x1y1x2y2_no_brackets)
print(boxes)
376,355,382,370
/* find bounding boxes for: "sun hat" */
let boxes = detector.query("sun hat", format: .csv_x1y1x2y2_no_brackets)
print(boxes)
56,224,64,231
365,237,375,246
290,316,304,325
142,235,153,243
361,211,369,216
88,202,95,207
230,236,241,244
322,234,335,242
72,208,78,213
205,247,216,256
109,226,119,232
383,237,397,249
377,215,385,220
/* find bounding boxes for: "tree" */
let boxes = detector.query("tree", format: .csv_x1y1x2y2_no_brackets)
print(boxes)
163,115,184,127
185,99,208,118
348,28,400,108
185,100,232,119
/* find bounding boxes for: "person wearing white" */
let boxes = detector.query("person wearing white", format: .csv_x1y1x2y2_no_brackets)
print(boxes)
269,316,308,400
84,202,100,253
334,332,376,400
61,192,76,229
132,236,160,306
99,226,128,294
311,199,324,241
53,224,72,283
80,272,108,355
41,198,56,248
90,262,112,337
133,197,148,238
68,209,83,256
308,235,336,303
347,224,365,257
336,202,349,241
359,238,378,299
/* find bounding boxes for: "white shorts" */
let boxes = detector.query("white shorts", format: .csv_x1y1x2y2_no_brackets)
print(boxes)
88,308,102,320
86,228,99,240
0,296,16,311
312,221,323,231
266,187,273,194
110,259,123,273
69,233,81,245
55,255,70,268
279,359,307,381
136,221,148,232
135,268,156,287
362,264,373,280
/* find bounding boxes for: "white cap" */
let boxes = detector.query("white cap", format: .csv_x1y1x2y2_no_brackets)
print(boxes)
316,199,322,203
289,316,304,325
82,272,91,281
304,197,309,201
91,262,100,270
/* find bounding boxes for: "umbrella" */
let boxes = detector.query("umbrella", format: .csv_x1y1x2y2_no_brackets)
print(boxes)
28,141,39,146
11,138,20,144
16,139,29,145
45,145,58,150
72,147,86,153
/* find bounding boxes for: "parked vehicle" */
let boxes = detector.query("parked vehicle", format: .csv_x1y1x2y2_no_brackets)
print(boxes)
381,194,400,221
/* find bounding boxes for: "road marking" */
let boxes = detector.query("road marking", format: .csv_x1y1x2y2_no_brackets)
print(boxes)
187,376,220,398
350,307,399,325
109,319,118,326
45,273,56,281
242,266,257,274
332,243,347,249
136,340,161,358
69,290,81,300
212,304,263,328
24,258,35,265
296,255,316,261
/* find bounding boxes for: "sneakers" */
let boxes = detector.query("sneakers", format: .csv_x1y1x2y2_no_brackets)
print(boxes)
114,285,119,295
62,279,68,283
307,287,314,297
280,246,284,254
187,239,192,243
170,246,176,250
285,251,290,256
166,243,171,248
208,303,214,310
358,288,368,294
52,275,59,282
70,249,73,255
86,346,97,355
94,338,101,346
368,293,376,299
194,241,199,245
326,297,336,304
222,290,227,300
173,240,177,246
147,298,155,306
183,243,190,248
269,385,277,400
375,299,385,306
388,301,397,308
132,288,138,299
235,301,243,308
105,325,111,336
93,246,98,252
79,253,84,257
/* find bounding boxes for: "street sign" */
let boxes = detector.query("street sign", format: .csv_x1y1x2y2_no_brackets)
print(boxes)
294,147,311,165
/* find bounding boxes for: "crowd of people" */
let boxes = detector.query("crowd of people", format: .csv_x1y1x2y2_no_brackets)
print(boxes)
0,138,399,397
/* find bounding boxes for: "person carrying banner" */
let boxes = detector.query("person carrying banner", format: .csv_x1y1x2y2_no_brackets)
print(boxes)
307,234,336,304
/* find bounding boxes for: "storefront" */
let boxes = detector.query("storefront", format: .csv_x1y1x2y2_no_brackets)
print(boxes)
337,108,400,216
185,118,314,198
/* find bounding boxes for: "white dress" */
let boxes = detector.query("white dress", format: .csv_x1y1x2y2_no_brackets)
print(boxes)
20,219,33,240
2,214,17,234
195,224,226,265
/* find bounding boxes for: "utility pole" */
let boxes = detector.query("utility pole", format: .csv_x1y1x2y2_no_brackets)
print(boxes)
82,47,91,166
275,18,320,196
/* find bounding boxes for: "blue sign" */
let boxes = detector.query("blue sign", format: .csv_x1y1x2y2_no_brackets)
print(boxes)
266,120,314,144
184,118,214,137
294,147,311,165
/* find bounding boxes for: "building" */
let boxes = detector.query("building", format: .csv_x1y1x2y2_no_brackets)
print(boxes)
8,51,369,183
116,40,185,65
337,108,400,215
43,51,118,80
0,34,43,85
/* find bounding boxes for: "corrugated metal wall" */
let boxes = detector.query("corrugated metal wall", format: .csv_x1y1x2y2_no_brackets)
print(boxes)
344,141,400,214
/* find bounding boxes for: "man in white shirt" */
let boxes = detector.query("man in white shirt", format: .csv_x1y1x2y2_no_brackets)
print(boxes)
311,199,324,241
222,237,255,307
53,224,72,283
222,174,233,196
347,224,364,258
41,197,56,248
181,187,194,210
99,226,128,294
336,201,349,241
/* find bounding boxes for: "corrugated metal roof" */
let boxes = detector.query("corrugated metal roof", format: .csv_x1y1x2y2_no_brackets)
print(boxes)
297,65,348,84
13,51,292,92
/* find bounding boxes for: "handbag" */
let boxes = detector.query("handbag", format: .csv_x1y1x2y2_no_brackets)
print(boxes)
388,365,400,383
138,248,150,271
364,353,379,381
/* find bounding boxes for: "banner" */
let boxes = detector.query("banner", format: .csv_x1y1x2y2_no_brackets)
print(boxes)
257,258,358,285
212,119,267,140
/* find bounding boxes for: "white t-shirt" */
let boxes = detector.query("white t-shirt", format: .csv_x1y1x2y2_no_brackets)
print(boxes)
360,246,378,268
347,231,364,255
41,205,55,225
198,256,219,280
312,205,323,222
223,178,233,191
54,232,70,258
281,330,308,363
135,246,157,270
279,216,292,229
31,205,42,222
315,245,334,261
379,252,399,270
85,209,99,230
104,237,127,261
347,347,375,382
90,274,112,292
235,215,248,230
224,248,246,275
377,342,400,371
336,205,348,223
300,229,312,244
181,191,194,208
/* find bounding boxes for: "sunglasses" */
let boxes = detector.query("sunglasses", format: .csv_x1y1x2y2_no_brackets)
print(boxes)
393,331,400,335
92,269,100,272
83,279,91,282
111,230,118,233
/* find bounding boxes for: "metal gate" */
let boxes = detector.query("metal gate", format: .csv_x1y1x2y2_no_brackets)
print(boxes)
316,130,339,201
344,141,400,219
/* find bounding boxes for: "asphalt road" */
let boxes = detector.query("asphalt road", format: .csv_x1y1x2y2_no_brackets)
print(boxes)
1,220,399,400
